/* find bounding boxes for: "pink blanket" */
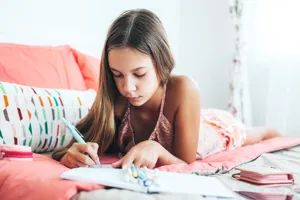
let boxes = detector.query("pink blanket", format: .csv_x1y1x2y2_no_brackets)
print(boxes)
1,137,299,200
158,137,300,173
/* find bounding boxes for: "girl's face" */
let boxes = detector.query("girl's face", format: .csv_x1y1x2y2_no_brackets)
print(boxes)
108,47,161,106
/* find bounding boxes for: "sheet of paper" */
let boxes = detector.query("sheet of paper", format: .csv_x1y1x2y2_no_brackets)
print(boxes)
151,171,234,198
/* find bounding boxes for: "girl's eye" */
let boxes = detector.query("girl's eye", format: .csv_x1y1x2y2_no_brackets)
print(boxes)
134,73,146,78
113,73,123,78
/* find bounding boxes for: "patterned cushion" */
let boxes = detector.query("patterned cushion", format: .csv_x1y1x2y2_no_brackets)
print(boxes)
0,81,96,153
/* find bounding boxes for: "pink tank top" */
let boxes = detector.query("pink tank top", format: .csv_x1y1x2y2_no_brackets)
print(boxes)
117,84,173,154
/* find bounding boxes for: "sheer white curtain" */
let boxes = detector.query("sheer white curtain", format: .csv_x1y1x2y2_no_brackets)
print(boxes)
228,0,253,126
243,0,300,136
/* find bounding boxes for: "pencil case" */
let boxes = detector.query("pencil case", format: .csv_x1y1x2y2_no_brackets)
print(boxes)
0,144,33,161
232,165,294,187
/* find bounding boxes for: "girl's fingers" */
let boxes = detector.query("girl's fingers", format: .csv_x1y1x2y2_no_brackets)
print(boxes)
75,160,89,168
67,156,88,168
147,162,156,169
121,155,135,169
76,152,97,165
111,158,123,168
78,144,99,164
87,142,99,151
133,157,144,168
86,142,100,163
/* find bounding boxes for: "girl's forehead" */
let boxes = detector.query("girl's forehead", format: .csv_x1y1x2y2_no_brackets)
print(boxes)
108,47,154,71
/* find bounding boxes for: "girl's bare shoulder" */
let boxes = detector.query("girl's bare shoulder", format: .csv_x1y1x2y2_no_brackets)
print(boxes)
163,75,200,123
167,75,200,106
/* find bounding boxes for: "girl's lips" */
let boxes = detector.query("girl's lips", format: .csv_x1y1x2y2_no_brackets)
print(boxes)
128,96,141,102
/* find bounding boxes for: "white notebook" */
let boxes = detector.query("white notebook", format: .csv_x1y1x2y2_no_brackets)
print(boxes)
60,167,234,198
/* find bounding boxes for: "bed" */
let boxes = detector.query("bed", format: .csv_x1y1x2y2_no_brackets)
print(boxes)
0,43,299,200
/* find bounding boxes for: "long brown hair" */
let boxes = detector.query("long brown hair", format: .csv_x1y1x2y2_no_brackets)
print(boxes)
52,9,175,160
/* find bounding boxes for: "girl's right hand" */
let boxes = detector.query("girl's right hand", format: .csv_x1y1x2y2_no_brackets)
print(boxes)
60,142,99,168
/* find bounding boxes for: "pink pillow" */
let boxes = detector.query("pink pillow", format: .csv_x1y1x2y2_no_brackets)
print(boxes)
70,48,100,91
0,43,87,90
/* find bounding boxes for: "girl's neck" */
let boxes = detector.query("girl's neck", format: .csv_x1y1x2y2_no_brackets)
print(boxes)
131,84,165,113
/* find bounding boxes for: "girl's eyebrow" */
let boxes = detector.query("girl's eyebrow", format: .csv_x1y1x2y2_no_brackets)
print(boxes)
110,67,146,73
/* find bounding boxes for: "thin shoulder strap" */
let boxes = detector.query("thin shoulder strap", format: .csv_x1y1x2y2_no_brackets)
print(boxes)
126,99,131,116
159,84,167,116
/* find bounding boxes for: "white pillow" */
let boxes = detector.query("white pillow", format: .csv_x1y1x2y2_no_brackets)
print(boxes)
0,81,96,152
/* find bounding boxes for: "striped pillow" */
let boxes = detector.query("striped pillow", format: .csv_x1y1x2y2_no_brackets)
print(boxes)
0,81,96,153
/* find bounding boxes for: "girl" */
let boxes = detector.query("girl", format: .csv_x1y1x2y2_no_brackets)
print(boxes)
52,9,279,169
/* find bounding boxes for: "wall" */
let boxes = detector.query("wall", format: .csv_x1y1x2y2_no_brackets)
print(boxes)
178,0,234,109
0,0,234,109
0,0,181,58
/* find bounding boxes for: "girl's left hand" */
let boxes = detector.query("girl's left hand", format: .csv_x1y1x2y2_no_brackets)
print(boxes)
111,140,163,169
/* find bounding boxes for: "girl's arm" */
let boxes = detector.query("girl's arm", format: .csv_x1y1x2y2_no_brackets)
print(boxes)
159,76,201,165
156,142,187,165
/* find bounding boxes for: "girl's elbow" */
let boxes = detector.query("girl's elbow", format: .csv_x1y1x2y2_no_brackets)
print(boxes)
183,156,196,164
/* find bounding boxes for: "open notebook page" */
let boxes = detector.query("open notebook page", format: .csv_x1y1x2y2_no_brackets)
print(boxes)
61,167,234,198
61,167,148,193
151,170,234,198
